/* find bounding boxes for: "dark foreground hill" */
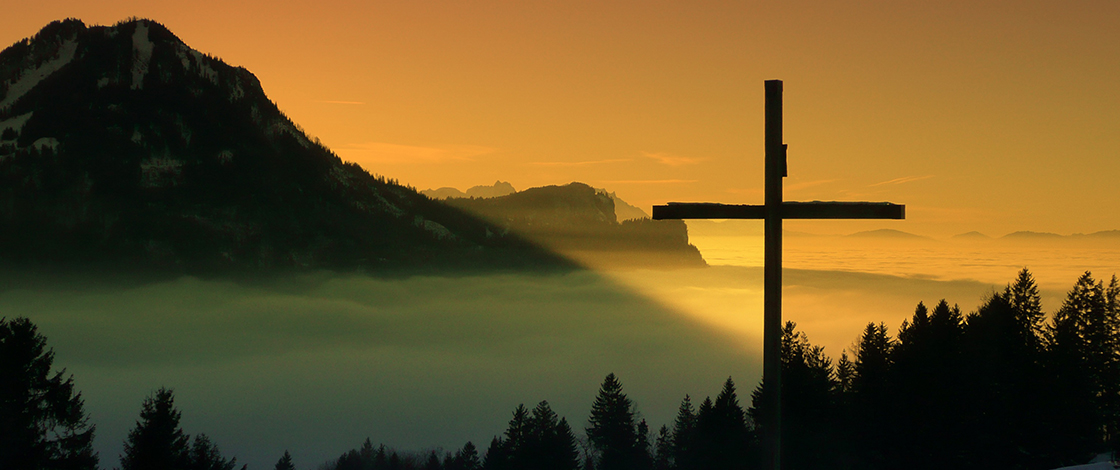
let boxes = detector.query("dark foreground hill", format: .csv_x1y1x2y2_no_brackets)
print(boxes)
0,19,573,273
444,182,705,268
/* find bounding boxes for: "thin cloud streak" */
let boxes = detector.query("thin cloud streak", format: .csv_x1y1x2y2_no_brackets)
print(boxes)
870,175,934,187
597,179,698,184
787,179,840,191
528,159,633,167
642,151,706,166
335,142,496,164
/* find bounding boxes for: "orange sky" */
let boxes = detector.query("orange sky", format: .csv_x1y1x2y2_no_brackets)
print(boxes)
5,1,1119,237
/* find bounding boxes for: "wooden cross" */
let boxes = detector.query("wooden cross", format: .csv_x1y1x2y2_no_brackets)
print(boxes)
652,80,905,470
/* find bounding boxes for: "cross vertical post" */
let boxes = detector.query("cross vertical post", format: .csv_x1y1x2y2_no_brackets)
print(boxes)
763,79,784,470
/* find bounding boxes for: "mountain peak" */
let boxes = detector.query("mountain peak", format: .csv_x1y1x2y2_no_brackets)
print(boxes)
0,19,568,272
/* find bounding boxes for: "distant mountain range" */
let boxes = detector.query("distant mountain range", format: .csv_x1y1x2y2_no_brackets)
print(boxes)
421,181,517,200
442,182,704,268
0,19,574,272
424,182,651,222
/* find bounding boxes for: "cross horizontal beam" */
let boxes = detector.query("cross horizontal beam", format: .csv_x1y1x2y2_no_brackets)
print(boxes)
652,201,905,220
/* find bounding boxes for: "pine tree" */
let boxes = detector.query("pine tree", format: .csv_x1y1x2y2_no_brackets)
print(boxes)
1043,272,1106,464
652,425,672,470
850,322,895,468
274,450,296,470
670,395,696,470
482,436,509,470
1104,275,1120,455
454,441,481,470
425,451,442,470
704,377,751,470
634,419,654,470
187,434,239,470
120,388,192,470
0,317,98,470
1006,268,1046,348
835,352,854,394
586,373,642,470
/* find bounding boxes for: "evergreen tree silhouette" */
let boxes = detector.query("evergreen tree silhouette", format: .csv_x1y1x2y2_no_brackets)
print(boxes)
850,322,894,468
670,395,696,470
336,448,362,470
358,438,376,468
482,436,509,470
961,289,1055,469
702,377,752,469
652,425,672,470
893,301,966,469
187,434,241,470
0,317,98,470
586,373,644,470
453,441,481,470
768,323,836,470
634,419,654,470
1104,275,1120,456
1044,272,1107,463
1006,268,1047,347
274,450,296,470
120,388,191,470
834,352,854,394
425,451,442,470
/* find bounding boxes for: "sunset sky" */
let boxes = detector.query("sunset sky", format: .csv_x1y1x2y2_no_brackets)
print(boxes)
4,1,1118,238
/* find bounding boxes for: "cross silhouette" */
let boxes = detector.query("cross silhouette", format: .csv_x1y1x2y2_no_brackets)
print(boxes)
652,80,905,470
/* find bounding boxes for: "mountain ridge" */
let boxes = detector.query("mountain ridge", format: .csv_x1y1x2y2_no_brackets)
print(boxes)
0,18,571,272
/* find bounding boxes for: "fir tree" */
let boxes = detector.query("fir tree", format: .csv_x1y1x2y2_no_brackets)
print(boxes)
586,373,642,470
652,425,672,470
850,322,895,468
0,317,98,470
274,450,296,470
482,436,509,470
187,434,240,470
1006,268,1046,347
120,388,191,470
425,451,442,470
670,395,696,470
453,441,481,470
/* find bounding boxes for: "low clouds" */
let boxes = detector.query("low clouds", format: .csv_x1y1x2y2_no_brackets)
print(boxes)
4,271,751,469
641,151,706,166
869,175,934,187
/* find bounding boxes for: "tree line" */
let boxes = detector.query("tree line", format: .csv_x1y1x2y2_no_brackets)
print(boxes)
2,268,1117,469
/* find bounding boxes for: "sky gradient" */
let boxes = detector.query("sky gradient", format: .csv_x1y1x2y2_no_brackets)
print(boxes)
4,1,1118,237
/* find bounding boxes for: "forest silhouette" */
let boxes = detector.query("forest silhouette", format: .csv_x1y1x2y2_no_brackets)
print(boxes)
2,268,1118,470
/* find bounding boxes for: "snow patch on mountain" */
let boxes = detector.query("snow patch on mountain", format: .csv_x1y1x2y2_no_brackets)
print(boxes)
174,43,219,85
0,40,78,110
131,22,154,90
0,112,34,138
32,137,59,152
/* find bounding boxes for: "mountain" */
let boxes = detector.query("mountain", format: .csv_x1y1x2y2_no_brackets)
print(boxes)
951,231,992,241
0,19,568,272
1000,231,1063,241
424,181,651,221
421,180,517,200
845,229,930,240
444,182,705,267
595,188,650,221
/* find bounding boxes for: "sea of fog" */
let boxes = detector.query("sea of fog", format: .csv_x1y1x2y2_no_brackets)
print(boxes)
4,228,1119,469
